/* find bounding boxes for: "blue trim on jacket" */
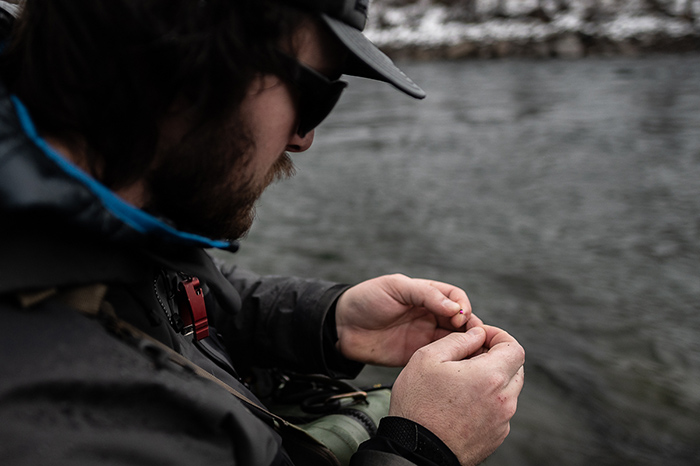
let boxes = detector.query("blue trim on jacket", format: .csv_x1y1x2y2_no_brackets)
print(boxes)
10,95,234,251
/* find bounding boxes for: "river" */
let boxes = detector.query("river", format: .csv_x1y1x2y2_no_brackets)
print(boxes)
220,53,700,465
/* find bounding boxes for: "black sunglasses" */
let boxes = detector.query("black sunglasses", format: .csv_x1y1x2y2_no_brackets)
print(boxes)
275,52,348,137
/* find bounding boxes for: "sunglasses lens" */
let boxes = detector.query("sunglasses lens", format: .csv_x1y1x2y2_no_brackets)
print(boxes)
274,51,349,137
296,81,347,137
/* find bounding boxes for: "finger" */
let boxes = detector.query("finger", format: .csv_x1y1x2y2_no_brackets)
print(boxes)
513,365,525,390
395,278,474,330
391,277,460,314
483,325,519,348
451,311,483,330
498,367,525,420
416,327,487,363
422,280,475,329
501,365,525,392
480,325,525,376
467,313,484,327
420,279,472,313
498,366,525,408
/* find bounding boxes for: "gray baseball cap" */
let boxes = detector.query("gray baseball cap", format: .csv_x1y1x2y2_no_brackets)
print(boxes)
289,0,426,99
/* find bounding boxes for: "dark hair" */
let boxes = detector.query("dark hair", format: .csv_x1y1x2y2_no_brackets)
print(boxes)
0,0,303,189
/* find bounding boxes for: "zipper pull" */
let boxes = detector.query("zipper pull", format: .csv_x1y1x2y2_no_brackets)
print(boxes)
177,276,209,340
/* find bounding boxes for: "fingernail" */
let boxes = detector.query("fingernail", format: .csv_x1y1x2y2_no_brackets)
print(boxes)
444,300,461,312
467,327,483,337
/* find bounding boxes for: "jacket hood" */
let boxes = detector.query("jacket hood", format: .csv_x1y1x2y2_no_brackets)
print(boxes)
0,84,238,252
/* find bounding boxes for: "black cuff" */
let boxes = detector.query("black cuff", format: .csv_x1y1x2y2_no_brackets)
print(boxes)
357,416,460,466
322,299,340,351
321,299,364,378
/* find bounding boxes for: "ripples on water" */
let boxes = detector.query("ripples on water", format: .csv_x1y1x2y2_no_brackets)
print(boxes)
220,54,700,465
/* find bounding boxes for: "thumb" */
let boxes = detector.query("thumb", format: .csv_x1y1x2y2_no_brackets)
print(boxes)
421,327,486,363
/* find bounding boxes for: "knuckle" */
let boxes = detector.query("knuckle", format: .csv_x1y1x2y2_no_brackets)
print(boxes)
487,371,509,390
411,345,432,362
513,343,526,364
500,422,511,442
504,399,518,420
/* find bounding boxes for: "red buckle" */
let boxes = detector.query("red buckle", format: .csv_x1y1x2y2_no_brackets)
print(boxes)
177,277,209,340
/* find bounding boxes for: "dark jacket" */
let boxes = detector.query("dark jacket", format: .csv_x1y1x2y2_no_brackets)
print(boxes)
0,81,457,466
0,79,359,463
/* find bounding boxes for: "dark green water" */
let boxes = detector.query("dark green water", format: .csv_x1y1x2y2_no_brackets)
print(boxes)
216,53,700,465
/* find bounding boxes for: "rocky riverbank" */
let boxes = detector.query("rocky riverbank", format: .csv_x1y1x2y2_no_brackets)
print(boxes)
365,0,700,59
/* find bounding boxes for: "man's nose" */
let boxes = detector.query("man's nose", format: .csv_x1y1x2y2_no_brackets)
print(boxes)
286,129,315,153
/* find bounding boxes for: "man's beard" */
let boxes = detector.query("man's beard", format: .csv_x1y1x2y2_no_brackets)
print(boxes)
145,117,295,241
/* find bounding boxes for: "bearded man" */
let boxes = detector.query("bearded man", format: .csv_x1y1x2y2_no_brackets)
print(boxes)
0,1,525,465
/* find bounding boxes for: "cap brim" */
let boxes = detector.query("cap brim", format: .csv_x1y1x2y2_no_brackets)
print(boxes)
320,14,426,99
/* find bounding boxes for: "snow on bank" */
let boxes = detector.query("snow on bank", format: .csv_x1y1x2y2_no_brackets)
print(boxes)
365,0,700,57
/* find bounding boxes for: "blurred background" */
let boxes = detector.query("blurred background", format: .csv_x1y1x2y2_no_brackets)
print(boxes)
214,1,700,465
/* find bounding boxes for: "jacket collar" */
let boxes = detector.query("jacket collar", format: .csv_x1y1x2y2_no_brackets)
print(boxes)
0,84,238,252
0,226,241,314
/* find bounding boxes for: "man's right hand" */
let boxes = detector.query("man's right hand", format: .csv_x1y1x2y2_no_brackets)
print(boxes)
388,325,525,466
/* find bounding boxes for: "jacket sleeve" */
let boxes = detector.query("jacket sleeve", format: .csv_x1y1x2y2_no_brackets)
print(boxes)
211,263,364,378
351,417,461,466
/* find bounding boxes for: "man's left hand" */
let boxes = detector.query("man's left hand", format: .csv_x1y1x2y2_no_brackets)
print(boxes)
334,274,483,366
